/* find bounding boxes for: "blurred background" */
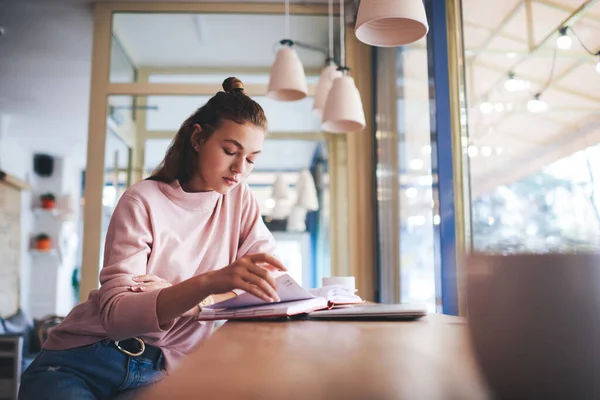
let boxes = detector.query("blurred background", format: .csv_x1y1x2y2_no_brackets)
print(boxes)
0,0,598,323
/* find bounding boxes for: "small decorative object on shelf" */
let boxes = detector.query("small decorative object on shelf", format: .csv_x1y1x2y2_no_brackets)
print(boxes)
34,233,52,251
40,193,56,210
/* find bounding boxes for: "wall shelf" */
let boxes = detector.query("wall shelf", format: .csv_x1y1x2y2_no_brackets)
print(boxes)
32,208,60,216
29,249,59,257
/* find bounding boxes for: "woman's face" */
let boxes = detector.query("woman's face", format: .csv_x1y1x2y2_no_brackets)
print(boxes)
192,119,265,194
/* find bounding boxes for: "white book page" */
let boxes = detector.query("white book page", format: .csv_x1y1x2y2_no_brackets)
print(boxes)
206,273,316,310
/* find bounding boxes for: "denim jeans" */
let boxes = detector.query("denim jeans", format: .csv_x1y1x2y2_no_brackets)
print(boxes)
18,340,165,400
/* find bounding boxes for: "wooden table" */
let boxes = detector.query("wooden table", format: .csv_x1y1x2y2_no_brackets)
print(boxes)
143,314,490,400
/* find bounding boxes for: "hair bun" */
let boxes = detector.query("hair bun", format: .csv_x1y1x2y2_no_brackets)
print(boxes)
223,77,245,93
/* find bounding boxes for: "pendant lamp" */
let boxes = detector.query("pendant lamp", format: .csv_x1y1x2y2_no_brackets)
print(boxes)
355,0,429,47
295,169,319,211
322,0,366,133
267,0,308,101
313,62,342,118
313,0,342,118
271,173,291,200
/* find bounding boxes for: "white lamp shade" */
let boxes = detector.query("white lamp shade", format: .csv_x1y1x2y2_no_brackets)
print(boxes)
270,200,289,220
268,46,308,101
313,64,343,118
322,76,366,133
271,174,290,199
287,205,308,232
355,0,429,47
295,169,319,211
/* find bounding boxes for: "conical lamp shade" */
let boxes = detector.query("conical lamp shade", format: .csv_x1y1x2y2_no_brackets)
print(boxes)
287,205,308,232
313,63,343,118
295,169,319,211
268,46,308,101
271,173,290,200
355,0,429,47
322,76,366,133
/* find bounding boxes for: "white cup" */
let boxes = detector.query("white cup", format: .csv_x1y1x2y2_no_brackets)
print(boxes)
322,276,356,292
465,252,600,399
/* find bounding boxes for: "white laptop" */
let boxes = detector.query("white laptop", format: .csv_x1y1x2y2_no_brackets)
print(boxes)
308,303,428,320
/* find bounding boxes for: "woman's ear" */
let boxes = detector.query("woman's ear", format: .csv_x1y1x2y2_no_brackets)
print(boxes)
190,124,203,151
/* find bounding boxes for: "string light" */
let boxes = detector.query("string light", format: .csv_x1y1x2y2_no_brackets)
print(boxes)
527,93,548,113
556,27,572,50
504,72,531,92
527,48,556,113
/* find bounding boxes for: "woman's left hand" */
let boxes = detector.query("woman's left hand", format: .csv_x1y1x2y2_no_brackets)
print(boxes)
130,274,172,292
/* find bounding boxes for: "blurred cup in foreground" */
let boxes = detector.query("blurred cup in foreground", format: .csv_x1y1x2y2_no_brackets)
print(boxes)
465,252,600,399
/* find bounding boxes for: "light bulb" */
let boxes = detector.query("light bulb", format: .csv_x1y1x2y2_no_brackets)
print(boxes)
504,73,531,92
527,94,548,113
405,187,417,198
468,145,478,157
480,101,493,113
556,34,572,50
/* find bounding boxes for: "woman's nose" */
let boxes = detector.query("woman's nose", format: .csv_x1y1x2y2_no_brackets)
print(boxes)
231,158,245,174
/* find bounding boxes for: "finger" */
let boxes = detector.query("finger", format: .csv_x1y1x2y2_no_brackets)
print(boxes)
246,263,278,291
247,254,287,271
240,266,280,302
132,274,165,283
234,278,274,303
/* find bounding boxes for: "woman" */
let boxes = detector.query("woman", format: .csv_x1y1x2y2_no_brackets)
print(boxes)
19,77,286,400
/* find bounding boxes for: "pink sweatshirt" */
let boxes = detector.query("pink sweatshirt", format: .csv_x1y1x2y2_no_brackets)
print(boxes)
43,179,276,370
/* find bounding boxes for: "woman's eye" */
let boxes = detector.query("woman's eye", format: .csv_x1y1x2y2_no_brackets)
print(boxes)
247,159,255,165
223,149,235,156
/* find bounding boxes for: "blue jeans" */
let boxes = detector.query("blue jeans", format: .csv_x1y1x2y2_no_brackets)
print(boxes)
18,340,165,400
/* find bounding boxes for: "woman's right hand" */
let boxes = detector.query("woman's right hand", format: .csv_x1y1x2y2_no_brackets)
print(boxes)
202,253,287,303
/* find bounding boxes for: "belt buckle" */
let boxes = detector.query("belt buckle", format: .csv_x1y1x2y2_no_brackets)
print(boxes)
114,337,145,357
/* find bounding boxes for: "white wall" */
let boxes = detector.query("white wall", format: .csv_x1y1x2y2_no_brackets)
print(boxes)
0,135,34,317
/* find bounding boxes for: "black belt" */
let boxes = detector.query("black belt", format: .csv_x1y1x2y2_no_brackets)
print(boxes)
109,337,162,361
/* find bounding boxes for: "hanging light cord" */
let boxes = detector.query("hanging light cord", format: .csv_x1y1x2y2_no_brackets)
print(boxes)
328,0,334,61
273,0,335,60
568,26,600,56
537,47,557,96
339,0,345,67
285,0,290,40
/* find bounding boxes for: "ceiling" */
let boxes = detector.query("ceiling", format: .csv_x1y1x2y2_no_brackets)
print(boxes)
396,0,600,204
0,1,93,165
112,12,332,69
461,0,600,196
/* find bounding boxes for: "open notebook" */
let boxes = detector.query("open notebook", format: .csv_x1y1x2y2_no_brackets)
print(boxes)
197,273,364,321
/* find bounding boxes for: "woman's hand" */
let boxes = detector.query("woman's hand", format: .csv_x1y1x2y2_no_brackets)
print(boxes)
131,274,200,318
129,274,172,292
203,253,287,303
